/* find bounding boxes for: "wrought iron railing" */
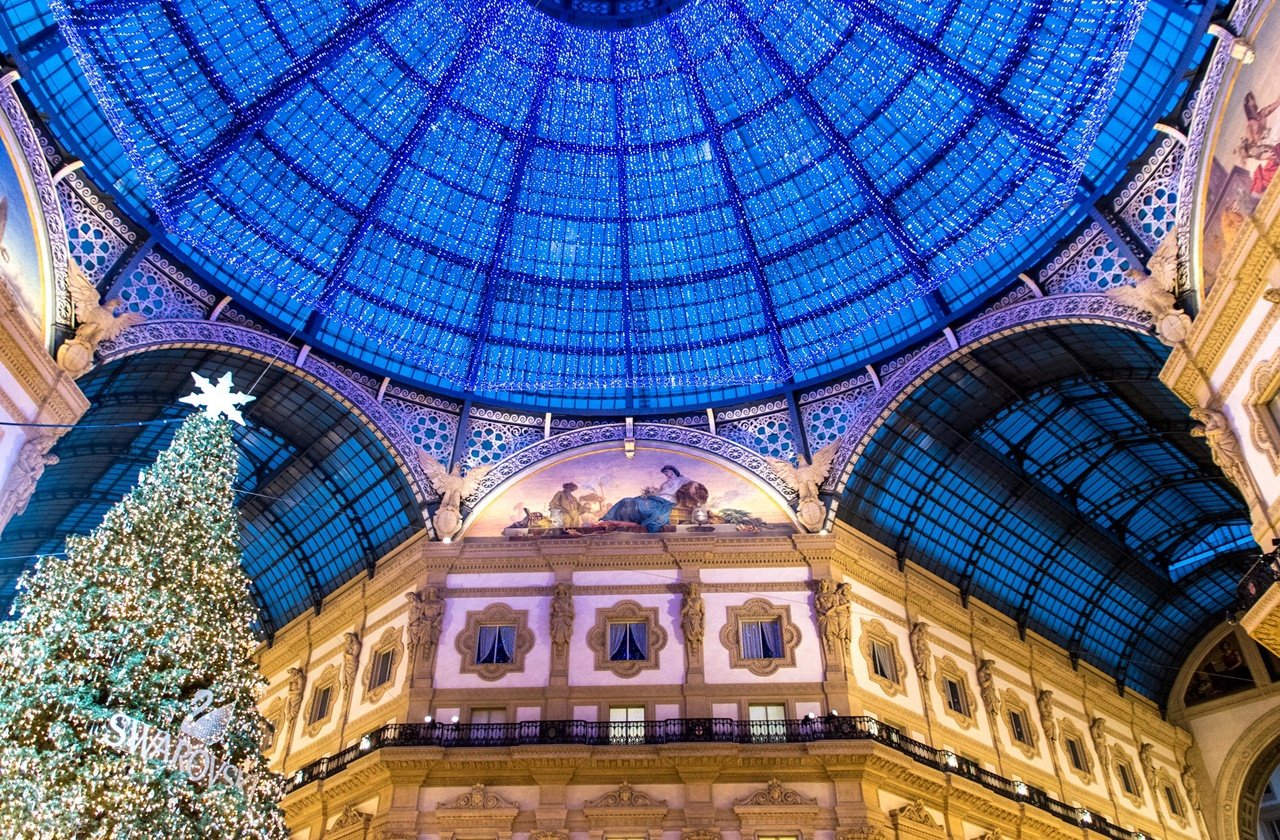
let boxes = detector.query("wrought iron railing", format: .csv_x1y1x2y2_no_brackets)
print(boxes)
1236,551,1280,615
286,716,1146,839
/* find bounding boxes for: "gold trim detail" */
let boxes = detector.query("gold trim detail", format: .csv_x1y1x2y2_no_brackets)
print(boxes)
587,600,668,679
720,598,801,677
456,603,534,682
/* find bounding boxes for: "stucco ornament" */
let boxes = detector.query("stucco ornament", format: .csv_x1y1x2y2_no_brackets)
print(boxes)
1190,407,1250,493
909,621,931,679
331,805,371,829
0,431,60,525
681,583,705,656
1036,689,1057,744
1181,763,1202,813
419,456,491,539
815,579,852,662
340,632,361,699
767,440,840,531
438,783,519,810
891,800,940,828
734,779,818,807
1107,231,1191,346
683,830,721,840
549,583,574,659
1089,717,1109,768
284,667,306,724
57,266,145,377
406,586,444,666
976,659,1001,718
585,782,667,808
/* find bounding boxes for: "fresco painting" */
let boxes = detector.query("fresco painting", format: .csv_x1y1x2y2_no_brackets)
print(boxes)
464,446,794,538
1201,5,1280,298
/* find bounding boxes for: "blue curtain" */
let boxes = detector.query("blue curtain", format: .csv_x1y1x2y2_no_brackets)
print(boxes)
609,622,627,659
741,621,763,659
610,622,648,660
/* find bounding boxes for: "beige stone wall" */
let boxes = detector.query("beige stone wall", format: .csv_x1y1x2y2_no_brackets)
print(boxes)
261,523,1201,840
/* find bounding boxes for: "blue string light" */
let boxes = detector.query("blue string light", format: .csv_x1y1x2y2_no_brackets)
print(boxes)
51,0,1142,393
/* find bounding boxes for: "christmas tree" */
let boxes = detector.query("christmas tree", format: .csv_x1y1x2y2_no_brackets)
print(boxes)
0,374,288,839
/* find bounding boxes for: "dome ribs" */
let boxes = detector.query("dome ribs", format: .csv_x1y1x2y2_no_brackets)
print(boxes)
156,0,423,216
666,22,792,381
463,29,565,390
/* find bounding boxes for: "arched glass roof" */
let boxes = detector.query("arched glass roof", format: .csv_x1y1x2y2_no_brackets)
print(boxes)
0,0,1207,407
0,351,424,635
842,324,1254,701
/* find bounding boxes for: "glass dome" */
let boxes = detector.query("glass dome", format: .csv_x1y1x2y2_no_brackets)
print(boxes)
49,0,1176,402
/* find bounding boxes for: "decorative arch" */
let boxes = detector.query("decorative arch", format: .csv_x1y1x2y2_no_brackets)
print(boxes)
1215,701,1280,840
97,320,434,508
827,292,1152,492
458,427,802,537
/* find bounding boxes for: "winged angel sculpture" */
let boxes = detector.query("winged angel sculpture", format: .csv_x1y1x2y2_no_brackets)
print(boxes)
767,441,840,532
1106,232,1191,347
56,268,145,378
419,454,491,540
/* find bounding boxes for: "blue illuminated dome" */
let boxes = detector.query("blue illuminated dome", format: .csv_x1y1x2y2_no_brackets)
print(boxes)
54,0,1151,399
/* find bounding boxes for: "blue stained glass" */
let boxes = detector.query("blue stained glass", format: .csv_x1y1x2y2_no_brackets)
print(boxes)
28,0,1186,402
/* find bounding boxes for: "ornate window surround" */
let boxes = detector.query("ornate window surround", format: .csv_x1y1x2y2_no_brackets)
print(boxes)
1112,748,1144,807
261,698,283,754
361,625,405,705
1157,768,1189,828
1246,351,1280,473
1001,688,1039,759
933,656,977,730
587,600,668,678
1059,717,1094,783
455,603,534,681
732,779,820,840
303,664,338,738
720,598,801,677
858,618,907,697
581,782,669,840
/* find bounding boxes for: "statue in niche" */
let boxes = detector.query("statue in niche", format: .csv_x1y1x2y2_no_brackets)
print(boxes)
284,667,306,724
909,621,931,679
340,632,361,699
419,455,491,540
0,432,59,525
1036,689,1056,744
1108,231,1191,347
976,659,1000,717
550,583,574,658
1190,407,1250,494
681,583,704,656
815,579,852,661
406,587,444,665
1089,717,1109,768
767,441,841,531
56,267,145,378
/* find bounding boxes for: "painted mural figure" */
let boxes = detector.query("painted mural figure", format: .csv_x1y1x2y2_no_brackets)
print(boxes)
548,482,583,528
601,465,704,533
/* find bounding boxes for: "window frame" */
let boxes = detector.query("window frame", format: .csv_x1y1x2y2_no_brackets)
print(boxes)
747,703,788,743
1113,750,1144,806
1245,349,1280,472
361,625,405,705
588,600,667,678
1059,717,1094,783
1001,688,1039,759
858,618,906,697
608,705,647,745
721,598,801,677
456,603,534,681
302,664,338,737
933,656,977,729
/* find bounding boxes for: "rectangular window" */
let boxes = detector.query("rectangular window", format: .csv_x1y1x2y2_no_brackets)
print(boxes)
1118,762,1137,796
759,835,800,840
308,685,332,725
1066,737,1087,772
471,707,507,742
1164,785,1183,817
1009,709,1030,745
741,618,784,659
871,639,898,682
609,621,648,661
748,703,787,743
471,708,507,725
609,706,645,745
369,648,395,690
944,678,967,715
476,625,516,665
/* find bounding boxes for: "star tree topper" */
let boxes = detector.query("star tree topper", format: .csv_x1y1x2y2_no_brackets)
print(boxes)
179,371,255,425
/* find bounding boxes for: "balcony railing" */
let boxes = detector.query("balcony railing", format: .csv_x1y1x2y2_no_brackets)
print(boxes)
287,715,1145,840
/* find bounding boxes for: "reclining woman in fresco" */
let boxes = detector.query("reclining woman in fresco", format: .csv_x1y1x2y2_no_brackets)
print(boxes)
600,465,708,532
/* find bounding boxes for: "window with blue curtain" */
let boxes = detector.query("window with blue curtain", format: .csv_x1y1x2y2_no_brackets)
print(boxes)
476,625,516,665
741,618,783,659
609,621,648,661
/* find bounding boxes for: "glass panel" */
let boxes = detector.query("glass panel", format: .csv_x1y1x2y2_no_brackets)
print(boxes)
608,706,645,744
1067,738,1086,771
309,686,332,724
872,640,897,681
748,704,787,743
477,625,515,665
370,649,394,688
945,679,966,714
610,622,648,661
